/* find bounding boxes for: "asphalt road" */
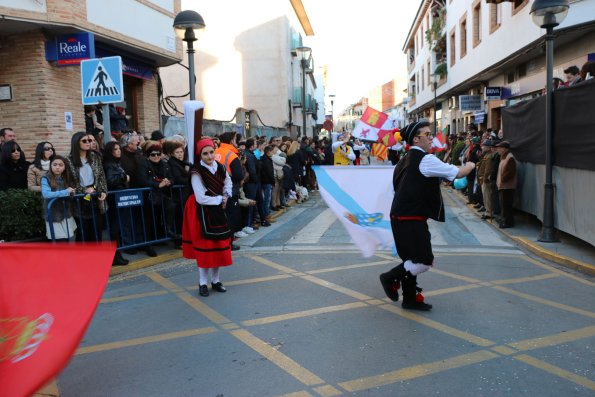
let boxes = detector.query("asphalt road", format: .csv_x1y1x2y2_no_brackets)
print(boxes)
59,190,595,396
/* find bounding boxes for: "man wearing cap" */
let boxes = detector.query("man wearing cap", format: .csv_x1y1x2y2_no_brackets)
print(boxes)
379,120,476,310
495,141,516,228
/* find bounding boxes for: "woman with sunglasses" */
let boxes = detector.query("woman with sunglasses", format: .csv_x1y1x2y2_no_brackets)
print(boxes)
67,131,107,242
0,141,29,191
27,141,55,192
138,141,175,256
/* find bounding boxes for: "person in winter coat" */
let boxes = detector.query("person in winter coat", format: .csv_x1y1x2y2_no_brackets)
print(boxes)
495,141,517,229
103,141,131,265
27,141,55,192
271,146,286,210
260,145,275,221
0,141,29,191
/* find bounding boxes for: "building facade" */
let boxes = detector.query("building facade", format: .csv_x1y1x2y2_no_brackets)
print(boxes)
0,0,182,156
159,0,322,138
403,0,595,135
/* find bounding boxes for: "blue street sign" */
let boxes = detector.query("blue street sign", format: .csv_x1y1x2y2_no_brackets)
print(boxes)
81,56,124,105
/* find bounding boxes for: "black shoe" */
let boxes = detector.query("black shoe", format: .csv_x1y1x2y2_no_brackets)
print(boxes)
474,203,482,209
402,301,433,311
478,207,486,212
112,252,129,266
379,273,400,301
261,220,271,227
231,244,240,251
499,223,511,229
481,215,492,220
199,284,209,297
124,249,137,255
143,246,157,257
211,282,227,293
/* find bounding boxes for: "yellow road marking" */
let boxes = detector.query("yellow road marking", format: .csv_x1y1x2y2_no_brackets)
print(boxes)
492,285,595,319
148,272,231,324
299,274,374,301
230,329,326,386
100,290,169,303
76,327,217,355
306,260,393,274
380,304,495,347
339,350,499,392
429,268,483,283
514,354,595,391
242,302,368,327
213,274,292,287
491,273,560,285
279,392,314,397
249,254,297,273
313,384,342,396
490,345,517,355
520,255,595,286
109,251,183,276
509,325,595,351
423,284,482,297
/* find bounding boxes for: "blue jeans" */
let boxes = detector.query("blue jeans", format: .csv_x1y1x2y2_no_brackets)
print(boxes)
262,184,272,218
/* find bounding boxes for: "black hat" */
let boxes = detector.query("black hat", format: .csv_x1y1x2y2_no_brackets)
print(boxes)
401,120,430,145
495,140,510,149
151,130,165,140
482,140,493,147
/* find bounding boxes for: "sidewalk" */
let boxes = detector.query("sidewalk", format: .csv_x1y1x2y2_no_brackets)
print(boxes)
447,188,595,276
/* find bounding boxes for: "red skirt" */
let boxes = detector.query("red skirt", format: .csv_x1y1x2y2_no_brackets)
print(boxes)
182,194,233,268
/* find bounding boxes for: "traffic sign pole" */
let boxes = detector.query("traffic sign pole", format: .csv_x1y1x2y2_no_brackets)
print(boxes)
102,104,111,146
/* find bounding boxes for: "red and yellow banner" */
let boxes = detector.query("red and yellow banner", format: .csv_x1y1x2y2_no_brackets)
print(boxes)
0,243,115,397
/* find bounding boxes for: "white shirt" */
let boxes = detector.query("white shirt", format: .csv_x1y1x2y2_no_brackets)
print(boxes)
331,141,356,160
191,160,232,205
411,146,459,181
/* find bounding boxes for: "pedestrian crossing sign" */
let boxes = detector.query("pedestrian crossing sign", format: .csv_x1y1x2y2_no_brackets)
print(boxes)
80,56,124,105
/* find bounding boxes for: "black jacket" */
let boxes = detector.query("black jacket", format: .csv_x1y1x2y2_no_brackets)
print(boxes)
245,150,260,184
120,149,142,188
104,160,128,191
260,155,275,185
167,157,190,186
0,160,30,191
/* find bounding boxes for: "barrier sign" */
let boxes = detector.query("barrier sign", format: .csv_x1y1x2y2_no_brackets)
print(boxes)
115,191,143,208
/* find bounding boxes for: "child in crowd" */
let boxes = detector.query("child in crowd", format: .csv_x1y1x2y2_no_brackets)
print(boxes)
40,155,77,241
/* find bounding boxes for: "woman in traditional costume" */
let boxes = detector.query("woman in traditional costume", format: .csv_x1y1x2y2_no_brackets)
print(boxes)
182,138,233,297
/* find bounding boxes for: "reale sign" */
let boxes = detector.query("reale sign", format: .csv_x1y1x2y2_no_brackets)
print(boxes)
45,33,95,66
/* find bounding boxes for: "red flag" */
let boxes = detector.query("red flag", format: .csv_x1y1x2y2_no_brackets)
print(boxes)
352,106,393,142
371,143,388,161
430,129,447,153
0,243,115,397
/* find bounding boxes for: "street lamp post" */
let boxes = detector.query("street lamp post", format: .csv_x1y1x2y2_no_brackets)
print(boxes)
173,10,206,101
430,73,440,137
531,0,569,242
296,46,311,138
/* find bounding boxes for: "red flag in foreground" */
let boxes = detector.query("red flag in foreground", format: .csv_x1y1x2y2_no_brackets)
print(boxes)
352,106,395,142
0,243,115,397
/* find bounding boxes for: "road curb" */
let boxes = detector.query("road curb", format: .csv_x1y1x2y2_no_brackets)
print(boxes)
510,236,595,276
33,380,60,397
109,251,183,276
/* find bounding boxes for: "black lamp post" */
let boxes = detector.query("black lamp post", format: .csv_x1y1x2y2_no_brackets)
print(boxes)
296,46,311,137
173,10,206,101
430,73,440,137
531,0,569,242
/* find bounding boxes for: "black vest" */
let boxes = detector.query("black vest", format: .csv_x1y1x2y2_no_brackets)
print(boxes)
390,149,445,222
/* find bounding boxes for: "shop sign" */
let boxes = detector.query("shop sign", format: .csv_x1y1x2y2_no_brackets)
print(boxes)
95,47,154,80
459,95,482,112
473,111,485,124
45,33,95,66
485,87,502,100
114,190,144,208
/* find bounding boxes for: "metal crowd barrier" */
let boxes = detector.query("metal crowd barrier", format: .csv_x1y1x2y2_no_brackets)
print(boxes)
46,185,188,250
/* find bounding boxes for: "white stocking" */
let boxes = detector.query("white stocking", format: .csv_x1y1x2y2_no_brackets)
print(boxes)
199,268,209,286
211,267,220,284
404,260,432,276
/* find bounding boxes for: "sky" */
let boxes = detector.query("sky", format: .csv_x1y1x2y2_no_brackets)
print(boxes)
301,0,421,114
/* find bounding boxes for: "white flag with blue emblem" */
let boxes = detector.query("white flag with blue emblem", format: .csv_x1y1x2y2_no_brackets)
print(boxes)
314,166,395,257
